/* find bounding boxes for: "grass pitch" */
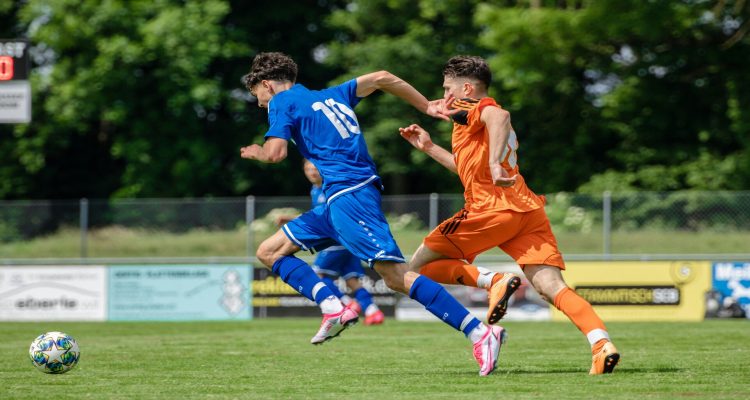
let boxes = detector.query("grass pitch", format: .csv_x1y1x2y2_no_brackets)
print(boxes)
1,320,748,399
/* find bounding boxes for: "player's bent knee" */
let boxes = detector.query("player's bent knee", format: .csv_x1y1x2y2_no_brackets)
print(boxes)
255,243,276,268
374,262,410,294
255,230,301,268
255,240,285,268
381,275,405,294
525,264,567,301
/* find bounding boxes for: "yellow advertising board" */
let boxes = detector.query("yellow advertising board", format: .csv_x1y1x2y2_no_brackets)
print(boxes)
551,261,712,321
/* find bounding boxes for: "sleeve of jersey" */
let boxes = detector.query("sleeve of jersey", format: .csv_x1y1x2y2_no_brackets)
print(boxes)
471,97,500,126
328,79,362,109
264,97,294,140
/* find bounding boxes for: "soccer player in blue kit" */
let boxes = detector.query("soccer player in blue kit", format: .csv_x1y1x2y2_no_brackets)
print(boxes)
241,52,505,375
277,160,386,325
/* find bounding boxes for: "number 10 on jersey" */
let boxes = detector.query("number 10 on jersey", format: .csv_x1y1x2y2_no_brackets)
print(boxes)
312,99,360,139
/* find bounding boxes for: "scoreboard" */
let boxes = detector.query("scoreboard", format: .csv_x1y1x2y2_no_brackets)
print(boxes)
0,39,31,123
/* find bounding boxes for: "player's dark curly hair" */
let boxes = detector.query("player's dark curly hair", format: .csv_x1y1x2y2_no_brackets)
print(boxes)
442,55,492,88
242,52,298,90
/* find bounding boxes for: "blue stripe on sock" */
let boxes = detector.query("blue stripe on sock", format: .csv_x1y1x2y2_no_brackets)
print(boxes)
409,275,478,334
272,255,334,304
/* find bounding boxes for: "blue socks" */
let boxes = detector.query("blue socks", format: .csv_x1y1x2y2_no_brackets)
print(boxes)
352,287,374,311
323,277,376,313
272,256,335,304
409,275,481,336
321,276,345,298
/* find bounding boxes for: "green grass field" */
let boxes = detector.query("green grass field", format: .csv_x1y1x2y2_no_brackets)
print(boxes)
1,320,748,399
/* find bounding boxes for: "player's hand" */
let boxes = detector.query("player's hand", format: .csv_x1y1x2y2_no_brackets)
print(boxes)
426,97,461,121
399,124,434,152
240,144,262,160
490,164,517,187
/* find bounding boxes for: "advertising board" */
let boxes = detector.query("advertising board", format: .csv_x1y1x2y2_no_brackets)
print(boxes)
252,267,397,318
108,265,251,321
552,261,711,321
711,262,750,318
0,266,107,321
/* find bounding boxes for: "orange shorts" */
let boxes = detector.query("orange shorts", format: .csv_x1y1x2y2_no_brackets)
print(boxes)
423,207,565,269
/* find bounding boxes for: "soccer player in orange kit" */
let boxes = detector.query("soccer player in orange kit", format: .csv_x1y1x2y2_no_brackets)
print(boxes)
399,55,620,375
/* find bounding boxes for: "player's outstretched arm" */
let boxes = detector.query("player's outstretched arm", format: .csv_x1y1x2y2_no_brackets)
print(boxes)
355,71,453,121
482,107,517,187
240,137,288,163
399,124,457,174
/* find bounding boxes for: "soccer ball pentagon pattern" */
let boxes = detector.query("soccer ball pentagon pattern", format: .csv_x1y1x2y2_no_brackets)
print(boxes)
28,332,80,374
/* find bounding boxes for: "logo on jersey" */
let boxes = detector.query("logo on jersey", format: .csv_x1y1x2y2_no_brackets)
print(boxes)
450,98,480,125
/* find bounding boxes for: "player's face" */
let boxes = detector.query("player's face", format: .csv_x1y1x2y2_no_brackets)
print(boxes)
442,76,474,100
303,161,322,185
250,81,273,108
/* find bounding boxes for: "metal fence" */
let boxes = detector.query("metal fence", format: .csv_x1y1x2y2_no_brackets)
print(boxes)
1,191,749,263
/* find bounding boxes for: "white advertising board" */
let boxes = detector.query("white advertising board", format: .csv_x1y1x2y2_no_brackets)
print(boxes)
0,81,31,123
0,266,107,321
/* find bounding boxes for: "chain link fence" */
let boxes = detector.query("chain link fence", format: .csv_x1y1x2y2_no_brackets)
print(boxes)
1,191,749,261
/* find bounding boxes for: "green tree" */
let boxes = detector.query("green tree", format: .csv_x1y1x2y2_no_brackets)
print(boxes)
2,0,749,200
477,3,608,193
0,0,347,199
324,0,487,195
577,0,750,191
0,0,246,199
327,0,750,193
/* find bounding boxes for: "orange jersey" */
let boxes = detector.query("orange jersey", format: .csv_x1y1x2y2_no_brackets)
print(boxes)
451,97,545,213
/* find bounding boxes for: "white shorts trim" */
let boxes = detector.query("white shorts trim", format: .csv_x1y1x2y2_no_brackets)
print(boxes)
282,224,308,251
326,175,379,205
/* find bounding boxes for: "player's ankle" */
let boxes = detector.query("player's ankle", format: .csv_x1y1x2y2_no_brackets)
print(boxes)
320,295,344,314
468,323,489,343
591,338,609,354
477,267,499,289
489,273,505,287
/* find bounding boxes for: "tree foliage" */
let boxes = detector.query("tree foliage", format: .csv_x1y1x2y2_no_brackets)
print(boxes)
0,0,748,199
0,0,345,199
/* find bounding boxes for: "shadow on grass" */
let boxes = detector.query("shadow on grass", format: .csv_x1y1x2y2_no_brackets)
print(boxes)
607,366,682,374
345,365,683,378
495,366,682,375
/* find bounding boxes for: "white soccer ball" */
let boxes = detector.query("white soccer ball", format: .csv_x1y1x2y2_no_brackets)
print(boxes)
28,331,80,374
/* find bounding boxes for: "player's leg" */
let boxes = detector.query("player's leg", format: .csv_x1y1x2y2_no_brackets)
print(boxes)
411,244,500,288
342,266,384,325
320,274,347,300
412,209,522,323
331,186,505,375
312,247,355,306
267,209,359,344
523,264,619,374
375,261,506,376
503,207,619,374
256,230,345,314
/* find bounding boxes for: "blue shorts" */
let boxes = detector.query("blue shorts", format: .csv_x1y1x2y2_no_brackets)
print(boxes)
312,246,365,279
282,183,405,267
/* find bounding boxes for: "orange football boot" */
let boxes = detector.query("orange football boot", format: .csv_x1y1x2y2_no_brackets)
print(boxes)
590,341,620,375
487,274,522,324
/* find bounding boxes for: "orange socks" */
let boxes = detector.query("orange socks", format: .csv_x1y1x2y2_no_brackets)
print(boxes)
553,287,610,352
420,259,502,289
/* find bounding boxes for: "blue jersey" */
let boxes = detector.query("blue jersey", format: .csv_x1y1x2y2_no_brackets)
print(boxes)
264,80,380,203
310,185,326,209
